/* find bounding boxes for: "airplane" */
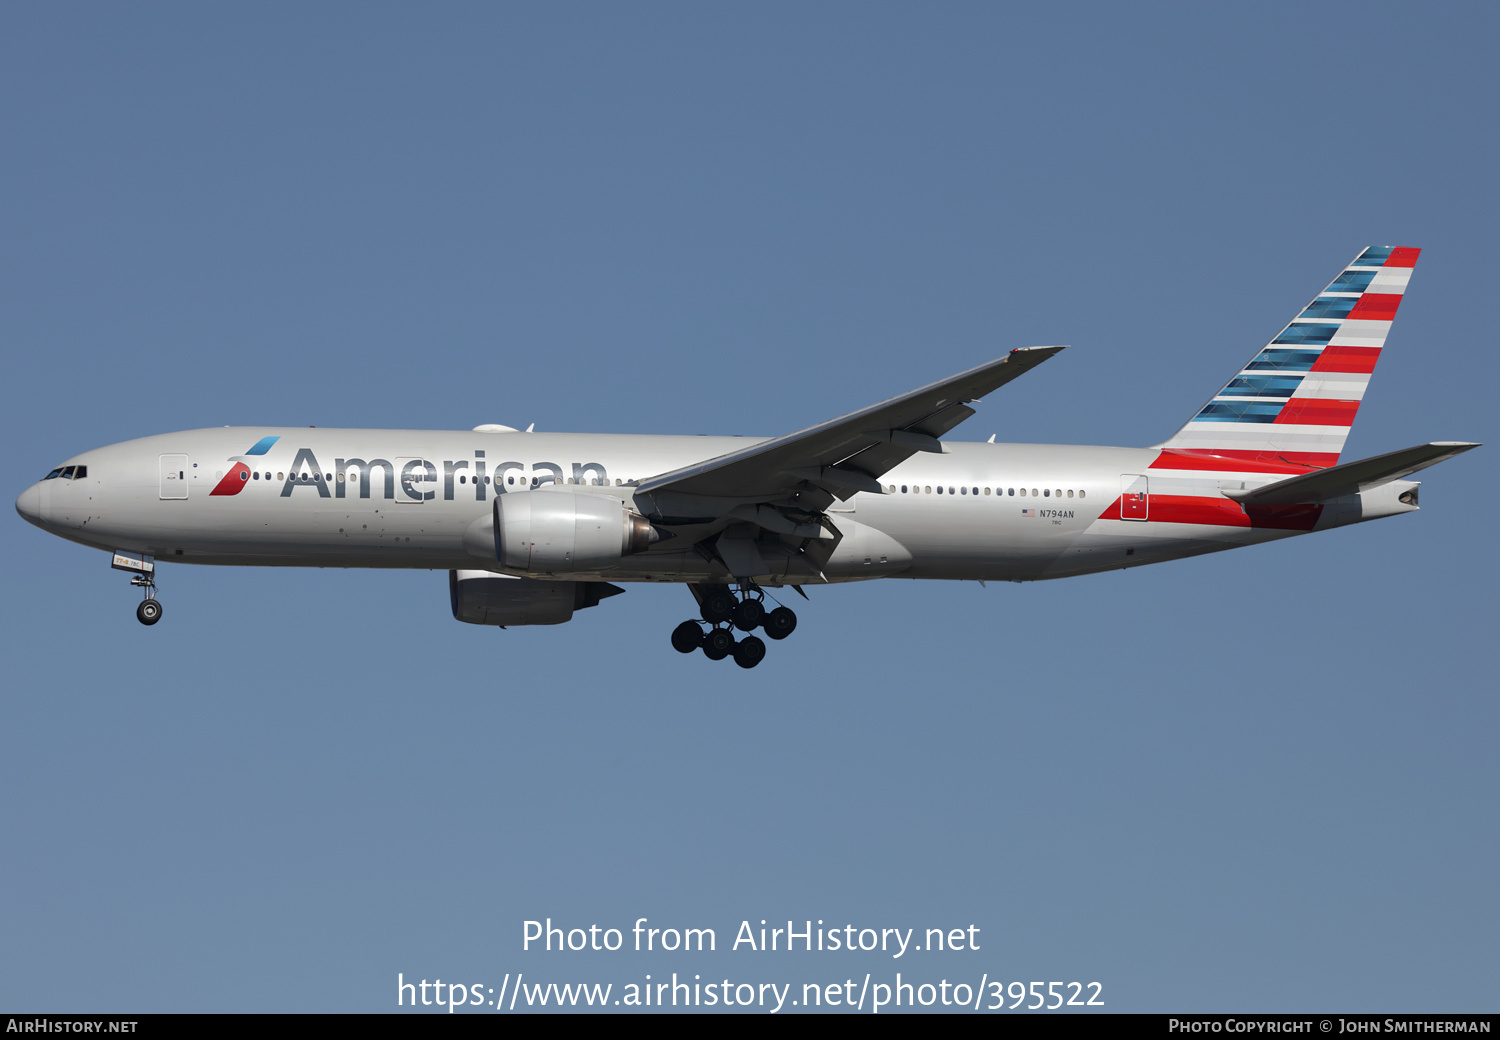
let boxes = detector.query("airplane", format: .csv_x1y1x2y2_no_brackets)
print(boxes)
15,246,1479,668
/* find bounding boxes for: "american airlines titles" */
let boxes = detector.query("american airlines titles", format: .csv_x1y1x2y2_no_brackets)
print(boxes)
270,448,612,501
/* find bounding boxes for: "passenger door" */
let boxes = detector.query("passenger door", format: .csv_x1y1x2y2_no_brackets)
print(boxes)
1119,473,1149,521
159,454,189,500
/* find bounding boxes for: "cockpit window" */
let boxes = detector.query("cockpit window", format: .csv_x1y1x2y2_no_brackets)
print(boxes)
44,468,63,480
61,466,76,479
74,466,86,478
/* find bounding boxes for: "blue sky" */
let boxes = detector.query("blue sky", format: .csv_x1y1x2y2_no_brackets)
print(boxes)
3,2,1495,1012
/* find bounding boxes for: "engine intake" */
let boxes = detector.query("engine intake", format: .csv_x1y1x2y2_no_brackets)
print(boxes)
493,489,660,574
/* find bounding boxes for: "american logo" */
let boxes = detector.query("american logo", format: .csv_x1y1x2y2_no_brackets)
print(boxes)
209,436,280,496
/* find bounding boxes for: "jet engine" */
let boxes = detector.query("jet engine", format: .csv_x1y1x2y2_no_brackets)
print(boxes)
449,569,623,627
492,490,660,575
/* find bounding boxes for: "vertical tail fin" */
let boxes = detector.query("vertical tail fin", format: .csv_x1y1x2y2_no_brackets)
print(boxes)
1159,246,1419,469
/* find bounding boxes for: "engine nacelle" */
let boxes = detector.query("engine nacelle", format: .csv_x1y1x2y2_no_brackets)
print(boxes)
449,569,623,627
493,489,659,575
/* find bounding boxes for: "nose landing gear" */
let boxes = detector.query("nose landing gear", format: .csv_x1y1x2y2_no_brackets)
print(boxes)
112,551,163,626
672,584,796,668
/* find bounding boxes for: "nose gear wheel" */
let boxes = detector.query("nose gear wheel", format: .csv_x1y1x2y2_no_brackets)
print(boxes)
135,598,162,625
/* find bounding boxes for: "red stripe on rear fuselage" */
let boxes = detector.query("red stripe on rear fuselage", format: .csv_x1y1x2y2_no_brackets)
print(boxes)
1096,493,1323,531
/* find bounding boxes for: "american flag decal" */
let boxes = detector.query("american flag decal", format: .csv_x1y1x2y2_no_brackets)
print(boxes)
1021,508,1035,517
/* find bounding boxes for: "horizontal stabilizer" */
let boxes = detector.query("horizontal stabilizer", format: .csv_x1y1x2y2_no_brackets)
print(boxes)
1222,441,1480,505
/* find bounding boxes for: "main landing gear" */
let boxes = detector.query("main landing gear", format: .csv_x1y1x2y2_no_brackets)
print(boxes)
671,584,797,668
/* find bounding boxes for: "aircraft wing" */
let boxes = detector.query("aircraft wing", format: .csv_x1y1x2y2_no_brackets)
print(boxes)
636,347,1066,502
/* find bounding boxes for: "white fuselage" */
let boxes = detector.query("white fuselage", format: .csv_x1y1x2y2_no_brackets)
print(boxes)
16,426,1419,586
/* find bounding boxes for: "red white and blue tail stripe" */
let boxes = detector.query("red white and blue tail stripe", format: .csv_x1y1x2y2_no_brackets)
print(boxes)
1158,246,1419,469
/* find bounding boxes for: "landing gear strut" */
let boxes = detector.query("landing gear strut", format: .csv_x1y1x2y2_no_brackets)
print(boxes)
671,584,796,668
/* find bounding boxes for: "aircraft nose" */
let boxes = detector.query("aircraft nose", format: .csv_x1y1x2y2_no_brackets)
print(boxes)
16,483,44,527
